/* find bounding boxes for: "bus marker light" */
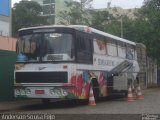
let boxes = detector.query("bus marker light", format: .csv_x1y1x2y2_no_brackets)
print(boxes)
35,90,45,94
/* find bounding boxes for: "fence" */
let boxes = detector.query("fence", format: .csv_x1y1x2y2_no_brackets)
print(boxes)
0,36,17,101
146,57,158,87
0,36,17,51
136,43,147,89
0,50,17,101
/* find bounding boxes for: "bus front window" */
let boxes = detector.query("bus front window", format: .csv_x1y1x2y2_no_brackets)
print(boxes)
17,33,74,62
43,33,74,61
18,34,41,61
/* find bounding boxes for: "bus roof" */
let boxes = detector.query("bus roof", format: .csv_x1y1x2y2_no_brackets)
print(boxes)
19,25,136,45
69,25,136,45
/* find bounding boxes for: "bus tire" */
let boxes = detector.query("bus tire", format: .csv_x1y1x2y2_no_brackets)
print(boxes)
90,78,100,101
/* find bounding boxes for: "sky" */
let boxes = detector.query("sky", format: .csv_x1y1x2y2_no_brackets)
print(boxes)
12,0,144,9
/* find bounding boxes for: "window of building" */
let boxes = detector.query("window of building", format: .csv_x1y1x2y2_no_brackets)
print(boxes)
43,0,55,4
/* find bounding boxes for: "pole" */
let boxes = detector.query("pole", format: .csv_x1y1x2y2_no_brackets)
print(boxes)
81,0,83,11
121,17,123,38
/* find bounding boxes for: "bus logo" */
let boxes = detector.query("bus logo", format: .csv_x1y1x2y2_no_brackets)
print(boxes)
38,67,46,70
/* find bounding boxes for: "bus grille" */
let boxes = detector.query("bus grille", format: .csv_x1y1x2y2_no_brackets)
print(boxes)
15,72,68,83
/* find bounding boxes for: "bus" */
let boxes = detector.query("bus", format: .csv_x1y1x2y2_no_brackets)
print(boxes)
14,25,140,103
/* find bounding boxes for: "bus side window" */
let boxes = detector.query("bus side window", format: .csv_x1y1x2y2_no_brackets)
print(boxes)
117,42,126,58
78,37,86,51
76,31,92,64
107,43,117,56
126,46,135,60
93,38,106,55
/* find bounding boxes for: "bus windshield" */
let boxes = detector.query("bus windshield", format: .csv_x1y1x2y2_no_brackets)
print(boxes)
17,32,74,62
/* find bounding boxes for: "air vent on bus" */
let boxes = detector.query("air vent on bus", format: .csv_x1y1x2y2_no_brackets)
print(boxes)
15,72,68,83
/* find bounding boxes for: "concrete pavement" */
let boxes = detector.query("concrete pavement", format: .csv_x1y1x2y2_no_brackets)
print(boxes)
0,88,159,113
0,99,42,112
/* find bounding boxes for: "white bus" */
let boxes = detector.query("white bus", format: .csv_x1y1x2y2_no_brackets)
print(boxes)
14,25,140,103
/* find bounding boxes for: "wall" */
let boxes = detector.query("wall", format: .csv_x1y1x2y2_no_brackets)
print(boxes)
0,50,17,101
146,57,158,87
0,21,10,36
157,69,160,86
136,43,147,89
0,36,17,101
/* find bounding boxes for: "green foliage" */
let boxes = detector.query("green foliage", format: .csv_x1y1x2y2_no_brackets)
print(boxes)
58,1,84,24
109,0,160,64
123,0,160,64
12,1,49,37
58,0,94,25
90,10,114,31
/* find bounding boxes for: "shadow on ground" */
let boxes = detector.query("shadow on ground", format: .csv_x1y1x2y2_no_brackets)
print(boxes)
11,94,126,112
15,100,88,112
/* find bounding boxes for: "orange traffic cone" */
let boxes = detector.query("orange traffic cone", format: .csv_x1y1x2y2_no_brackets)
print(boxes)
136,85,143,100
127,85,134,102
88,87,96,106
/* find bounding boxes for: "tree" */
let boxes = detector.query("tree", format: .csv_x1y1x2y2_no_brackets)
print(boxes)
141,0,160,63
57,0,93,25
90,10,114,32
127,0,160,63
12,0,49,37
116,0,160,64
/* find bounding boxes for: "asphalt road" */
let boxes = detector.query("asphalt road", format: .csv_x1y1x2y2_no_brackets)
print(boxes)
1,88,160,120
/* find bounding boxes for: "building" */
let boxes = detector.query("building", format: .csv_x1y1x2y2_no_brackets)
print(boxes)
31,0,72,24
0,0,12,36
